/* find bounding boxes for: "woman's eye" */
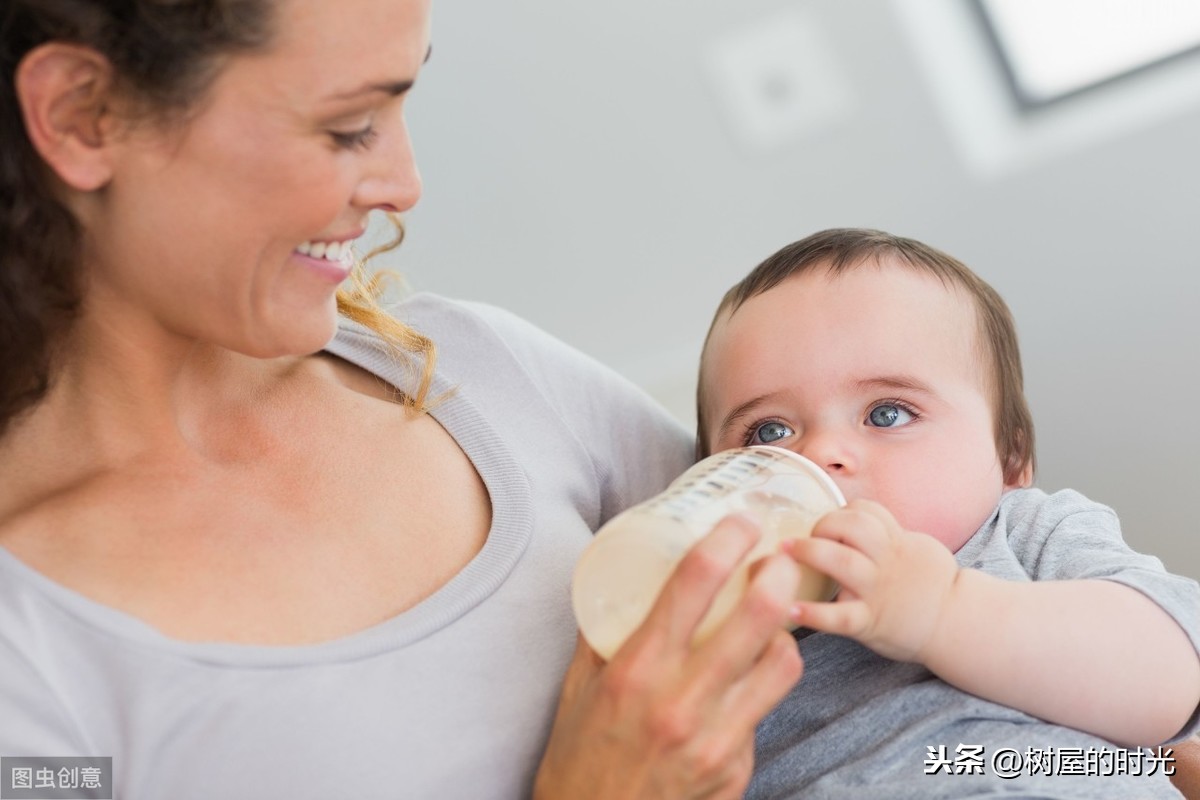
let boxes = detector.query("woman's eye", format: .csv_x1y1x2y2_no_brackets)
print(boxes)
867,403,915,428
749,420,794,445
330,125,379,151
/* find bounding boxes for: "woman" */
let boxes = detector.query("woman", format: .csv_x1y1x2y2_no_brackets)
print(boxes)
0,0,806,797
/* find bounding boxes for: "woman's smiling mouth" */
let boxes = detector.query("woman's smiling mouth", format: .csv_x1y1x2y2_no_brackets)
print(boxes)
295,238,356,282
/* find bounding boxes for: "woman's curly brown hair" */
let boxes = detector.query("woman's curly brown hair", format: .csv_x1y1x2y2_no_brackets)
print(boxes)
1,0,435,438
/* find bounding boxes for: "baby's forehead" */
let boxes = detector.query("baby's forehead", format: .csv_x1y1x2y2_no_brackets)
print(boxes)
701,262,989,392
715,261,980,340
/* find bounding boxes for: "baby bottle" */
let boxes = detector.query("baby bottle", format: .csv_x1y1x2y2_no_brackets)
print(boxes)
573,445,845,660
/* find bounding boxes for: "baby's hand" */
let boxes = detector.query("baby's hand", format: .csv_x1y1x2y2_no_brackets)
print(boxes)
784,499,959,664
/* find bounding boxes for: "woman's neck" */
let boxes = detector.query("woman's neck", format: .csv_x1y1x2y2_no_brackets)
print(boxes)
0,311,313,522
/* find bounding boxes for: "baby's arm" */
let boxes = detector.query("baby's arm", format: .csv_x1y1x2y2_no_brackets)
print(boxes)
787,499,1200,746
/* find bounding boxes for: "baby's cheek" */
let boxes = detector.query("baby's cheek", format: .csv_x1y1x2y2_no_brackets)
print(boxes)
897,495,1000,554
873,455,1005,553
915,511,978,553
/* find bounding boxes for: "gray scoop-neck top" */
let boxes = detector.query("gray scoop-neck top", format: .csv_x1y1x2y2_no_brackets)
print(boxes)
0,294,695,799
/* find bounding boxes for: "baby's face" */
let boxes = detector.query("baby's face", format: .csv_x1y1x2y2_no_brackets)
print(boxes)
701,260,1011,552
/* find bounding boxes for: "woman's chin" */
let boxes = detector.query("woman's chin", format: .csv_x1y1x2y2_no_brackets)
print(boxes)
241,302,342,359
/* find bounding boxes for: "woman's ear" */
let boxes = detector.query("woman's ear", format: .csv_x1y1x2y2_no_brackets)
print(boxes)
15,42,119,192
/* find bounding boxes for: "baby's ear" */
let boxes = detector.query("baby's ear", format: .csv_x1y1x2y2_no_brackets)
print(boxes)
1003,426,1035,489
1004,456,1034,489
15,43,119,192
1012,463,1034,489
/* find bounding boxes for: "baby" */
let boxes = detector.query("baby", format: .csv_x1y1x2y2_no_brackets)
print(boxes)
696,228,1200,798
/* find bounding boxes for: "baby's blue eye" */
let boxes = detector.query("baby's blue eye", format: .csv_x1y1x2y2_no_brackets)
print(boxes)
867,403,914,428
752,421,794,444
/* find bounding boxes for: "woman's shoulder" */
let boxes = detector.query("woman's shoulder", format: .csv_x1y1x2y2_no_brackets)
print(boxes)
382,292,597,372
0,466,148,573
337,292,674,418
0,539,99,753
333,292,561,374
341,293,694,514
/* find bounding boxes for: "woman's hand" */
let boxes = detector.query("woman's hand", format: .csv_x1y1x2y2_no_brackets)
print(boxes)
784,499,959,664
534,516,804,800
1170,735,1200,800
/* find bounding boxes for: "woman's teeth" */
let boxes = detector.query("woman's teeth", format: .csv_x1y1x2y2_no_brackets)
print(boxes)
297,240,354,265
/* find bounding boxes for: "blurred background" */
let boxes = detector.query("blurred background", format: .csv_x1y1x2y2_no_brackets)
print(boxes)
376,0,1200,579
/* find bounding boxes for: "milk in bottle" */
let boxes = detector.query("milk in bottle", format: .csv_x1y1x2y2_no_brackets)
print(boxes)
572,445,844,660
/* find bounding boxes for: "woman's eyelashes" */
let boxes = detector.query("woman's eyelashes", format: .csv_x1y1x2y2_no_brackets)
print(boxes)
330,124,379,151
866,399,919,428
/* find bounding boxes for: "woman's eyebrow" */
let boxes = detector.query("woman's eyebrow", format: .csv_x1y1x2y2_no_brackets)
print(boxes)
331,80,414,100
328,45,432,100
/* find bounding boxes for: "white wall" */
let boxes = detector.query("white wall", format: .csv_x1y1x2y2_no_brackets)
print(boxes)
381,0,1200,579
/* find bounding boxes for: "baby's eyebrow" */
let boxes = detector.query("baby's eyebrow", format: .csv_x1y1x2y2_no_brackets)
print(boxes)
717,393,773,440
853,375,934,395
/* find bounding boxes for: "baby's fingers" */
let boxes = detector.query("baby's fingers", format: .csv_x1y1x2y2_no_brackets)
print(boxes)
786,536,877,597
809,505,892,559
789,597,871,637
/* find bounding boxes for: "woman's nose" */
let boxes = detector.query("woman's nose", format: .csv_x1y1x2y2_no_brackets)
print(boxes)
354,121,423,214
